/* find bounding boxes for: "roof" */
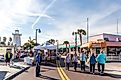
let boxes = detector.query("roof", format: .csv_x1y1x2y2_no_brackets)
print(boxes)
90,33,121,37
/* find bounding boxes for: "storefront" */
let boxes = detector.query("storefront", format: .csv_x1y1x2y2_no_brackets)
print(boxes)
81,33,121,61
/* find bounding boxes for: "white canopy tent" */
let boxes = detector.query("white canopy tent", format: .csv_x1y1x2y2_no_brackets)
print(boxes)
42,44,57,50
33,45,45,50
33,44,57,50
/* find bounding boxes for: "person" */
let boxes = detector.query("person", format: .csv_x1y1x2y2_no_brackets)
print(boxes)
73,53,78,71
44,50,48,64
5,49,13,66
89,53,96,74
96,50,106,74
35,50,42,77
80,50,86,71
65,53,71,70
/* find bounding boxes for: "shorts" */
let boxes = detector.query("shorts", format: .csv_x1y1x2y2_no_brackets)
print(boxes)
6,59,10,63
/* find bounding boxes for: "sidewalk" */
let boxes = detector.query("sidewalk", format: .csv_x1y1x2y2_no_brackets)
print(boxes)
105,62,121,78
85,62,121,78
61,56,121,78
0,61,30,80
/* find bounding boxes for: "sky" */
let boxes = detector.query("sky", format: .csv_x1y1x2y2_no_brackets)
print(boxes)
0,0,121,45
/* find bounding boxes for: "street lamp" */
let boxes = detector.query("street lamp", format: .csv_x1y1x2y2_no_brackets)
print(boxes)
35,29,41,45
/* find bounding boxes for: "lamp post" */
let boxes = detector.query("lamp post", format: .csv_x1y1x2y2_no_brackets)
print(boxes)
35,29,41,45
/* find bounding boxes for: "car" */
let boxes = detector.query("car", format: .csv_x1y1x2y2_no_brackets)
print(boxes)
0,54,5,61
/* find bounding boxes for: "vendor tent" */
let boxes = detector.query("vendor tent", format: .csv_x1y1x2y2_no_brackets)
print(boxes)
42,44,57,50
33,45,45,50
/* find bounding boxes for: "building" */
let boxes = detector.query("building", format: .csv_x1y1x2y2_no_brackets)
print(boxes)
0,46,15,60
12,30,22,47
81,33,121,61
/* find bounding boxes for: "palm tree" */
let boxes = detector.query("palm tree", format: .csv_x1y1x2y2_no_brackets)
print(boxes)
72,32,78,54
72,31,78,46
77,29,86,46
47,39,55,45
9,37,12,42
63,41,69,53
3,37,7,46
8,37,12,46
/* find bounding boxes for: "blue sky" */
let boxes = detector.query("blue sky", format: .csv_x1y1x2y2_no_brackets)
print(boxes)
0,0,121,45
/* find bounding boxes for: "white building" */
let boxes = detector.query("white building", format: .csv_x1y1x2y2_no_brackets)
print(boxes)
12,30,22,47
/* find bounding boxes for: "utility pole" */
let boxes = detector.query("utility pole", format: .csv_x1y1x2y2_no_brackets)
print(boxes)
117,19,119,35
87,18,89,43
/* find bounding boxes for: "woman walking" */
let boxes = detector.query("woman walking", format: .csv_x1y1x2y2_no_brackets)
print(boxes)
73,53,78,71
89,53,96,74
65,54,71,70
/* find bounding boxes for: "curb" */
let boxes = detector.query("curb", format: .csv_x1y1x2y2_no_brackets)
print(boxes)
5,66,30,80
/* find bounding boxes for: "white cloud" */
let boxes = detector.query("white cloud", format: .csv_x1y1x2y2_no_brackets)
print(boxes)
31,0,57,29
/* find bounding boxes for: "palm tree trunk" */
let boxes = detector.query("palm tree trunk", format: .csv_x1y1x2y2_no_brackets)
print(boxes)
80,34,82,46
66,44,67,53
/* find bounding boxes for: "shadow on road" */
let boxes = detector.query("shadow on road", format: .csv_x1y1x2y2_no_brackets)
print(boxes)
42,67,56,70
39,74,59,80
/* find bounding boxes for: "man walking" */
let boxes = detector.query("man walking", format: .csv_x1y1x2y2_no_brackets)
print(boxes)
35,50,42,77
5,49,13,66
80,50,86,71
96,50,106,74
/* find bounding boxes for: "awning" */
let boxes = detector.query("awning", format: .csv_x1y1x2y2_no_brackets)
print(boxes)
80,41,106,48
59,45,80,48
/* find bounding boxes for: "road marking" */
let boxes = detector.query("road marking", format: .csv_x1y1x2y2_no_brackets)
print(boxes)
56,61,70,80
57,66,66,80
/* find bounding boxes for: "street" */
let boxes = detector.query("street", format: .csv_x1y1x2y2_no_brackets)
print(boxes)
13,61,118,80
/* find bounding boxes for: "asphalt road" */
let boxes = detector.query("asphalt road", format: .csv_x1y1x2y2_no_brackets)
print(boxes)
13,60,119,80
14,65,60,80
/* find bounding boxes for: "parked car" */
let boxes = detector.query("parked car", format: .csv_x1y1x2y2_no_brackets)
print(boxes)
0,54,5,61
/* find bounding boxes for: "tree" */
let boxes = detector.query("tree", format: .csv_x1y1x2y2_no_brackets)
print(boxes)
23,39,36,49
3,37,7,46
9,37,12,42
72,32,78,54
3,37,7,42
47,39,55,45
77,29,86,46
63,41,69,53
8,37,12,46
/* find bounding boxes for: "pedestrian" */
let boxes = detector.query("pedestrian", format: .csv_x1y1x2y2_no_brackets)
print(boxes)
5,49,13,66
73,53,78,71
96,50,106,74
89,53,96,74
65,53,70,70
35,50,42,77
80,50,86,72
